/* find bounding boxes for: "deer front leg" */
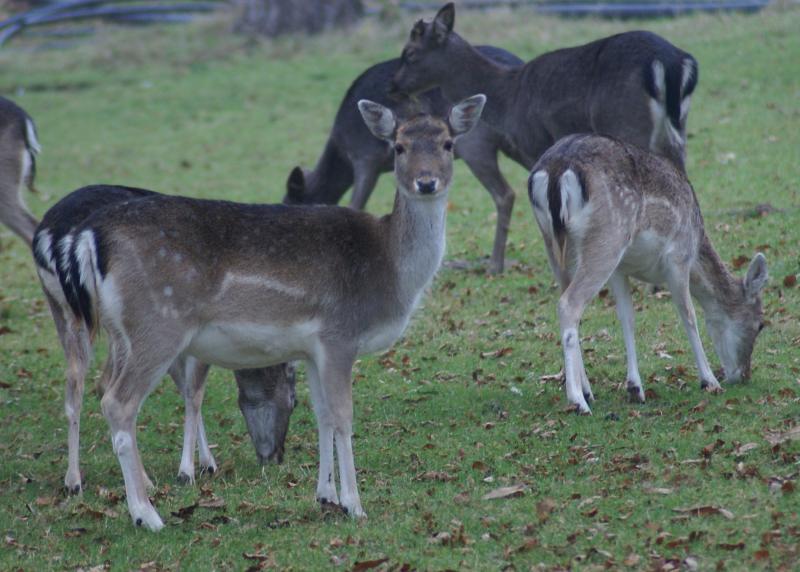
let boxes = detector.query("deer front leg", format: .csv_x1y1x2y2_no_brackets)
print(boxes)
306,360,339,506
170,356,214,484
666,268,722,392
459,139,515,275
321,352,364,519
608,272,645,403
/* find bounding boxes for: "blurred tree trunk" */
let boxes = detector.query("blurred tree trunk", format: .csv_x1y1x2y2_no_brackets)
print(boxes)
234,0,364,37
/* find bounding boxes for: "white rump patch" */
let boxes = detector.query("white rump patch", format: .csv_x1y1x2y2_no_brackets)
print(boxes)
58,234,75,284
25,118,41,155
559,169,584,225
74,230,98,288
529,170,552,237
35,229,55,271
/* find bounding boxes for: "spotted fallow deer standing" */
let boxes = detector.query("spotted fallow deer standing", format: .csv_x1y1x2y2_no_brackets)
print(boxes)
33,185,297,495
44,94,486,530
0,96,40,245
528,134,768,414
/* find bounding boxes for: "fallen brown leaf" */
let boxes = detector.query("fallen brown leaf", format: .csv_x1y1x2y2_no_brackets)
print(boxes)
482,484,526,500
764,426,800,445
673,505,734,519
783,274,797,288
352,558,389,571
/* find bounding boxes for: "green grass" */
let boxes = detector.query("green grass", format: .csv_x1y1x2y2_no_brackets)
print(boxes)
1,6,799,571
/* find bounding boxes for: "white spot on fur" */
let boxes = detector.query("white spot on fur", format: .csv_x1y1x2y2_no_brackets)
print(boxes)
164,286,173,297
158,248,167,258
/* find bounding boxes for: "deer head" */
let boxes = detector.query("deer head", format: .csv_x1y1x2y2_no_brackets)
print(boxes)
356,91,485,198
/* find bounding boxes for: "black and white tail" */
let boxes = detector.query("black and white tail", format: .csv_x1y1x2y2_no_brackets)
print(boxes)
33,227,102,334
528,161,588,270
644,54,698,168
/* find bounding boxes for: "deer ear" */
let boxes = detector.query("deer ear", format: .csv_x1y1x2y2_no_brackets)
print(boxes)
358,99,396,141
410,19,425,40
433,3,455,43
449,94,485,137
285,166,306,204
744,252,768,300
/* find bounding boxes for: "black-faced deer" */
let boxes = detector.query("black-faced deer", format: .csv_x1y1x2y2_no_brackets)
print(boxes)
33,185,296,494
0,96,40,245
45,95,485,530
392,3,697,173
284,46,524,274
528,134,767,414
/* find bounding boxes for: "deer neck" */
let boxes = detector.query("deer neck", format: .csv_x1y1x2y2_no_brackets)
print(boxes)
689,234,742,319
386,189,448,305
440,36,515,131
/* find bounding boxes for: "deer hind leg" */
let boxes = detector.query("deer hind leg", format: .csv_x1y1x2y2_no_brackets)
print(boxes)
608,272,645,403
44,290,92,494
0,146,38,246
348,160,382,210
170,355,213,484
557,242,628,414
101,336,185,531
458,133,515,274
665,265,721,392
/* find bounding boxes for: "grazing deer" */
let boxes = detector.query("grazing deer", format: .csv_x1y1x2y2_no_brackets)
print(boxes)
0,96,40,246
284,46,524,274
32,185,296,494
45,95,485,530
392,3,698,172
528,134,767,414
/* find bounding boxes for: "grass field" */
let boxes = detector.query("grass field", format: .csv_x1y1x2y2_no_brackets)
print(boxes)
1,5,798,571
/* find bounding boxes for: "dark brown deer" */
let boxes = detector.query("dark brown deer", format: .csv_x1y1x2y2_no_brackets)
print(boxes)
0,96,40,245
32,185,296,494
528,135,767,414
285,46,525,274
43,94,485,530
392,3,698,173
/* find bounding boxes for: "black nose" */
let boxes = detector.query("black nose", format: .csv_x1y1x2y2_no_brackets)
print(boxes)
416,179,437,194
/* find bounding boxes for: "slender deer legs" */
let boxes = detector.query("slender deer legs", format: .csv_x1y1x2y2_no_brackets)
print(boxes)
307,360,339,506
666,267,722,392
459,138,516,274
349,160,383,210
608,272,646,402
171,356,215,484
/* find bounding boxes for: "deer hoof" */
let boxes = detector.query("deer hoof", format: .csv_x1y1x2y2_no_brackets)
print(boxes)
176,472,193,486
702,383,724,395
64,483,82,496
583,390,595,402
200,464,216,476
627,385,645,403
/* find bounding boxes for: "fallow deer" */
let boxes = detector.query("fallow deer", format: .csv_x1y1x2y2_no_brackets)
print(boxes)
528,134,767,414
0,96,40,246
32,185,296,494
391,5,698,168
284,45,524,274
43,94,486,529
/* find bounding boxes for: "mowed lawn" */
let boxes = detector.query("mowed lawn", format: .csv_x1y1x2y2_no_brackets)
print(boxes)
0,6,798,571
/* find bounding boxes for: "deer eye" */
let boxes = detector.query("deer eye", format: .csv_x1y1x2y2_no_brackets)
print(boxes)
394,143,405,155
443,140,453,152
